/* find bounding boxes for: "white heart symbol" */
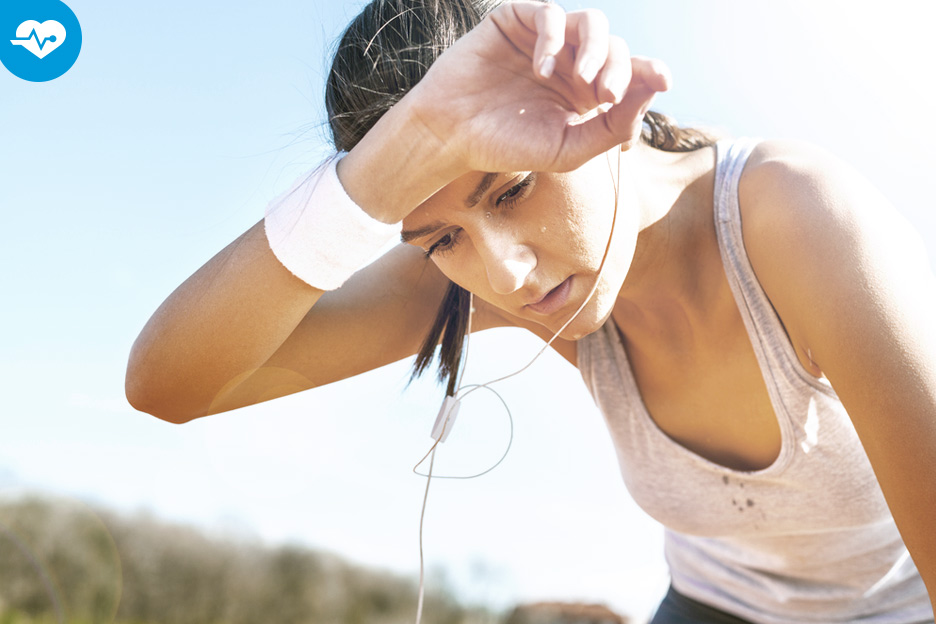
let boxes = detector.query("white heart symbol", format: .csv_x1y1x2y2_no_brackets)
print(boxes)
11,20,67,60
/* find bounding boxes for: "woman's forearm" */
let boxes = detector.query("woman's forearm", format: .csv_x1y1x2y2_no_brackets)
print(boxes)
125,221,325,423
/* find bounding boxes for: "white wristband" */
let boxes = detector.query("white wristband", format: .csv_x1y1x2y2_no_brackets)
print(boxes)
264,152,402,290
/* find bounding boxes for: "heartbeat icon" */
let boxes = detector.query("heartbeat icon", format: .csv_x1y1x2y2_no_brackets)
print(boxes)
11,20,67,60
18,29,57,50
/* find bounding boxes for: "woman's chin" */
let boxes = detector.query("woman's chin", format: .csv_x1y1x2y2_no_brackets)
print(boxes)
550,293,616,342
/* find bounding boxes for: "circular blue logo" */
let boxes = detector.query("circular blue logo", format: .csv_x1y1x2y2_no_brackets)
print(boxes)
0,0,82,82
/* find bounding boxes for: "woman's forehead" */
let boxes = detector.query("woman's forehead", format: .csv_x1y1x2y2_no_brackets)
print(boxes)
406,170,507,224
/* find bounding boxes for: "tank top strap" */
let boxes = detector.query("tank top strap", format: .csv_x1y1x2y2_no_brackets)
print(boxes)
713,137,834,393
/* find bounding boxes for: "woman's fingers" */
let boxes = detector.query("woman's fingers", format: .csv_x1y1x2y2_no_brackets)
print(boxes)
533,6,612,85
633,55,672,94
594,33,632,105
501,3,612,85
532,4,566,79
558,56,672,169
601,56,672,151
530,6,631,111
568,9,610,84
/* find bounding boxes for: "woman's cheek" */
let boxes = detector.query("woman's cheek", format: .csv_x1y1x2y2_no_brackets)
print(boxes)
433,251,482,293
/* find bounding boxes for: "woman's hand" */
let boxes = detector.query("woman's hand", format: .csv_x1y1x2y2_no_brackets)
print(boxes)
337,2,669,224
408,1,671,174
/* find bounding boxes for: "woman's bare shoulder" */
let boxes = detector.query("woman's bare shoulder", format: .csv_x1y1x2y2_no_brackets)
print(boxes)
736,146,936,594
740,138,877,213
737,138,924,268
736,138,931,369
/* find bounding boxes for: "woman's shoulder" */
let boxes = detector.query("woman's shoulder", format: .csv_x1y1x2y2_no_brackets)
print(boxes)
736,138,919,258
733,138,931,371
740,138,874,214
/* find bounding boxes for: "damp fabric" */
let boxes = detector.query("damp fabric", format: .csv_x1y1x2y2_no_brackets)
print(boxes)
576,138,934,623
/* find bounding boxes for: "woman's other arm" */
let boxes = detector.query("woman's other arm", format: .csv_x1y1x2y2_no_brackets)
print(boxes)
125,222,449,423
741,140,936,607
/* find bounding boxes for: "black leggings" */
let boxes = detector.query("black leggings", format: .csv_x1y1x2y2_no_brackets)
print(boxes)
650,586,753,624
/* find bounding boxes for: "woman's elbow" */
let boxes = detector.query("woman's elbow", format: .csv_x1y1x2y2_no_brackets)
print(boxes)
124,362,202,425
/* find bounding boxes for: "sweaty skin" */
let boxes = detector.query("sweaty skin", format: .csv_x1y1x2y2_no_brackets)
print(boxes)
125,2,936,610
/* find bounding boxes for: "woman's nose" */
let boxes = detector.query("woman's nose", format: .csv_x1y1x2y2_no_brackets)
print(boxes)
477,231,536,295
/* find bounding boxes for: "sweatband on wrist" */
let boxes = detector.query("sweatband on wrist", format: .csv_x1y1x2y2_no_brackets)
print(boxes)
264,152,402,290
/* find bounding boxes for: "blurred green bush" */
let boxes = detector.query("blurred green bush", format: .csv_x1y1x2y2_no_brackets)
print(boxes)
0,496,496,624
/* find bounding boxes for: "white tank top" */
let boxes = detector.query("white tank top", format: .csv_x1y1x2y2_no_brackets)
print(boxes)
576,138,933,623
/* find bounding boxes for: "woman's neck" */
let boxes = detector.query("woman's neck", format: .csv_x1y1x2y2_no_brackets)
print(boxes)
613,142,724,343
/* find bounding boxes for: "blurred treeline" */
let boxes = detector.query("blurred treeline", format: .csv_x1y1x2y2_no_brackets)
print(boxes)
0,496,498,624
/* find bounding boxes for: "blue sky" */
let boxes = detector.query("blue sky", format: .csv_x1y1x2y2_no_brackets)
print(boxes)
2,0,935,620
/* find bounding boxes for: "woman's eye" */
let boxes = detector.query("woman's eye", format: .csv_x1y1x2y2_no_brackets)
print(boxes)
496,173,536,207
426,229,462,258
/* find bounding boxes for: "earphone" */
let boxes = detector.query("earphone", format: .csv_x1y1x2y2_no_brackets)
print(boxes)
413,147,622,624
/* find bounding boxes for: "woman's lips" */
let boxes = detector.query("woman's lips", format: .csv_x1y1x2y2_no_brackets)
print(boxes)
526,277,572,316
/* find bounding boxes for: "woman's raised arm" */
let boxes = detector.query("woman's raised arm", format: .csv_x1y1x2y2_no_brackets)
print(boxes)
124,220,450,423
125,1,668,423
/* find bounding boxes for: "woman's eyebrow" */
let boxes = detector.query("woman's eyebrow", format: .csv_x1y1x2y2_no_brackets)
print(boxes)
466,172,499,208
401,221,445,244
400,172,501,243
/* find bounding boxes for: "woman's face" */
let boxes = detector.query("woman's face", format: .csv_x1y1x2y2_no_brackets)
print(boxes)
401,149,641,340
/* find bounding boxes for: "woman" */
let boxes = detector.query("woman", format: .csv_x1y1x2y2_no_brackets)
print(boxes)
125,0,936,621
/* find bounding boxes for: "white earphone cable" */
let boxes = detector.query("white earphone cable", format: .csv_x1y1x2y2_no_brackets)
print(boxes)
413,148,622,624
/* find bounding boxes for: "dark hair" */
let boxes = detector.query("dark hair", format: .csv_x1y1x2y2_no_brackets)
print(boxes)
325,0,717,395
